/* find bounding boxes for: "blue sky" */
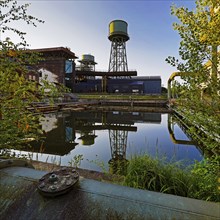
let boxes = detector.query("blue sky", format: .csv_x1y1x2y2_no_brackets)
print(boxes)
4,0,195,86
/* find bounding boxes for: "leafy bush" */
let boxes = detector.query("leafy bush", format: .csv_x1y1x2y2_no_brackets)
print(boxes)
190,155,220,201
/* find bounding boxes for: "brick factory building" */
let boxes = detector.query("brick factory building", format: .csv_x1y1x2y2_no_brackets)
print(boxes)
28,47,161,95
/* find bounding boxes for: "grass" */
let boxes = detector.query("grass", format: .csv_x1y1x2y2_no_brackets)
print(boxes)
118,154,219,202
76,93,167,100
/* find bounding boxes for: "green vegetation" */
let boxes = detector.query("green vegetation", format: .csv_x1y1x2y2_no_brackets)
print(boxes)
0,0,66,150
110,0,220,203
163,0,220,201
120,154,219,202
0,0,219,204
68,154,84,169
166,0,220,152
76,93,167,100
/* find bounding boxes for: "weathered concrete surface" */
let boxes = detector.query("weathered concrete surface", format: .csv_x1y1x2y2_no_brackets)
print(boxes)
0,167,219,220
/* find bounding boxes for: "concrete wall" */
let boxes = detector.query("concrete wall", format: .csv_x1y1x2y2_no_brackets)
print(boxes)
1,166,219,220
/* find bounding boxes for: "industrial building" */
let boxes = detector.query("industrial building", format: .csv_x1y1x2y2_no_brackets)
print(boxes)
27,47,77,91
74,76,161,94
28,20,161,94
74,19,161,94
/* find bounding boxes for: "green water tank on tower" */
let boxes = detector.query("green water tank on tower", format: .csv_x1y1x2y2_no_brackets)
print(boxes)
82,54,95,63
108,20,129,41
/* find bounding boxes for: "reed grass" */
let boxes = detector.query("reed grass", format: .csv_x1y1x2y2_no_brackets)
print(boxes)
121,154,219,202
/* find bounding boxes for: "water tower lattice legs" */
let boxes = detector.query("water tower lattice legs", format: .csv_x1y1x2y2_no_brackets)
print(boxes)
108,38,128,73
109,129,128,160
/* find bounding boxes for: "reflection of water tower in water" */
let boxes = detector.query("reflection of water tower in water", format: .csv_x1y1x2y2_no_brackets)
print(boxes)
77,120,97,146
78,123,97,146
108,20,129,75
105,111,131,174
78,131,97,146
108,128,129,175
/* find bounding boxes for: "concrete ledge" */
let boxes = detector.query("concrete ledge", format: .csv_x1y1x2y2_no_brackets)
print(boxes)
1,167,219,220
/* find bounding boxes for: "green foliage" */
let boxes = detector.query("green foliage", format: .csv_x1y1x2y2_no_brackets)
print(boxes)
0,1,67,150
167,0,220,72
89,157,108,174
109,159,129,176
0,38,42,149
0,0,44,45
122,154,219,202
68,154,84,168
191,155,220,201
166,0,220,151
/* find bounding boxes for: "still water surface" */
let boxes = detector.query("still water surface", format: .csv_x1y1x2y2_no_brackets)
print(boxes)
18,111,203,172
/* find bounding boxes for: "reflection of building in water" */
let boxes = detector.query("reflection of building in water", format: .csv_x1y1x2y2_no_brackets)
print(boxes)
28,111,162,163
40,114,58,133
65,116,75,144
71,111,161,125
30,112,78,156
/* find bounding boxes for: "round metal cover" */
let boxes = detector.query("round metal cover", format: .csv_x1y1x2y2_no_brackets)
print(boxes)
38,167,79,197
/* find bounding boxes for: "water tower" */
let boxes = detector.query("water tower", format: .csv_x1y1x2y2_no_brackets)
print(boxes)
108,20,129,74
78,54,97,72
77,54,97,80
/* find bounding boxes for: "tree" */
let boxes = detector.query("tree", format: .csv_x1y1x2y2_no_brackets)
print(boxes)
0,0,44,45
0,0,64,151
166,0,220,152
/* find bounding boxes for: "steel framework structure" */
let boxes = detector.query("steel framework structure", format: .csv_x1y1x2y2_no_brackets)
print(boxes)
108,37,129,76
108,126,130,175
109,128,128,160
